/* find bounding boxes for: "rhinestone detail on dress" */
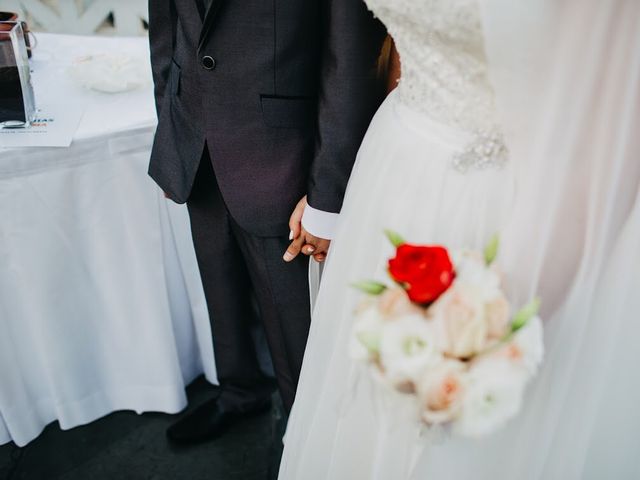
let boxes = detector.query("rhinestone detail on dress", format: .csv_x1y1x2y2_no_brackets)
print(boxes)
365,0,508,172
453,130,509,173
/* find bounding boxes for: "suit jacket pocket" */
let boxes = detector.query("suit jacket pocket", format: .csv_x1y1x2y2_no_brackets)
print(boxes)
260,95,316,129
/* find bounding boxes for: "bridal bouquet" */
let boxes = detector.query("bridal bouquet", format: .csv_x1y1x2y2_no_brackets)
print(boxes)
350,232,544,438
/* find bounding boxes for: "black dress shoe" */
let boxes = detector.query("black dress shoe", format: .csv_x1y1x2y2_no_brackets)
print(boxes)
167,396,272,445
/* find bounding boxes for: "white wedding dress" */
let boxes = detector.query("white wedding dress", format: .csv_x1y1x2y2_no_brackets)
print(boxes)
280,0,640,479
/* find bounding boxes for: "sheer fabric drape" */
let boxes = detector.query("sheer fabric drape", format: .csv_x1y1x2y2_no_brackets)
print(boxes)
280,1,640,478
461,1,640,477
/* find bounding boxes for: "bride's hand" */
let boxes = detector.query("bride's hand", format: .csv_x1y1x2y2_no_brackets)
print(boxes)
284,196,331,263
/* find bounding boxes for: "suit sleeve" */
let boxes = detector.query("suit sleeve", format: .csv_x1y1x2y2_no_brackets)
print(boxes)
148,0,177,116
306,0,387,214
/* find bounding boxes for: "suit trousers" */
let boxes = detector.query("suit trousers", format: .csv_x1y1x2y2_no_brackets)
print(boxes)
186,148,311,413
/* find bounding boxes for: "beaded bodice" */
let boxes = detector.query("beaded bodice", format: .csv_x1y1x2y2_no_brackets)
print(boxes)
366,0,508,172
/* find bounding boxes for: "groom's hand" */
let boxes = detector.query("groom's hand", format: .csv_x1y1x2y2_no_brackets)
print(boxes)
284,196,331,263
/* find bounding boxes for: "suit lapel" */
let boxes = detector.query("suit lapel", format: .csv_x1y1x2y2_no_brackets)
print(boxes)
179,0,203,28
194,0,207,19
198,0,225,51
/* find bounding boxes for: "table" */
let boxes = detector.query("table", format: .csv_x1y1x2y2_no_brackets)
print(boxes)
0,34,216,447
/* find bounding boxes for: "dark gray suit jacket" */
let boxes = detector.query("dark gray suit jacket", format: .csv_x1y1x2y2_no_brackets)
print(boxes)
148,0,386,236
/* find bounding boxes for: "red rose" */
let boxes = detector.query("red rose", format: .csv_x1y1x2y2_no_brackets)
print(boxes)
388,244,455,304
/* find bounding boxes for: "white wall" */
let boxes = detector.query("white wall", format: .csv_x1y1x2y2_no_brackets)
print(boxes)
0,0,148,36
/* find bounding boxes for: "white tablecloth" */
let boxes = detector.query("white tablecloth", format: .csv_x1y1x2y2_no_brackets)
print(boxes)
0,34,216,447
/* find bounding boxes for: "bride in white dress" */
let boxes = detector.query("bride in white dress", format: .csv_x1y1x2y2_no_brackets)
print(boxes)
280,0,640,478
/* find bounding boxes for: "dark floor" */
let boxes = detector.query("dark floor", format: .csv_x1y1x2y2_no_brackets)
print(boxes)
0,377,285,480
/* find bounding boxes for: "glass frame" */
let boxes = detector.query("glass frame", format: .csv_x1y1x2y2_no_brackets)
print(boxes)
0,21,36,128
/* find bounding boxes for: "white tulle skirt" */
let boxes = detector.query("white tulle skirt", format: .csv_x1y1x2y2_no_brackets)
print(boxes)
280,91,518,479
280,86,640,479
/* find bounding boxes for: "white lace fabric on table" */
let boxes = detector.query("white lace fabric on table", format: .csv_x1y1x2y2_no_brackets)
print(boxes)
366,0,508,172
68,53,152,94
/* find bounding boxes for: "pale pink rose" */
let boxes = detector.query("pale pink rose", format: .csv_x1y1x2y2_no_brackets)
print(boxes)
485,294,511,339
377,287,423,318
430,283,489,358
490,315,544,375
416,360,467,424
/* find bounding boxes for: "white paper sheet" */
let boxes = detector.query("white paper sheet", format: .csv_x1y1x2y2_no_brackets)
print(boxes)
0,100,85,148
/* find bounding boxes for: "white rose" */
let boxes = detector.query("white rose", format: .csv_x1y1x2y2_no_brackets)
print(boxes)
454,357,527,438
452,250,502,301
350,302,385,361
416,359,467,425
430,282,489,358
379,314,441,390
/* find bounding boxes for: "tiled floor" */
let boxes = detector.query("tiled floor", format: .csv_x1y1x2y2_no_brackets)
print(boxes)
0,378,285,480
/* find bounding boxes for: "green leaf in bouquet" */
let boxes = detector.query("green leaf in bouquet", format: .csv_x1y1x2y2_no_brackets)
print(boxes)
511,297,541,332
384,229,406,248
357,331,381,354
352,281,388,295
484,233,500,265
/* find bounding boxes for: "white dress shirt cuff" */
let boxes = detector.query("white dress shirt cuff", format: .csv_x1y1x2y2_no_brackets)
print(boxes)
302,203,339,240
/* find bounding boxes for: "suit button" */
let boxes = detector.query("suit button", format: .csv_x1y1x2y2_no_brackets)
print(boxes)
201,55,216,70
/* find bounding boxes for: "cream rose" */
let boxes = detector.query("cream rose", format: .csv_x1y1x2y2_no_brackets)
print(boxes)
430,282,489,358
416,360,467,424
485,294,511,339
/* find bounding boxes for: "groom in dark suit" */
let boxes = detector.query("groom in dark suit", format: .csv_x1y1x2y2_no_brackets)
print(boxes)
148,0,385,444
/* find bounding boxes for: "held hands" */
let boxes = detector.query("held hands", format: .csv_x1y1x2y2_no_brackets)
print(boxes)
283,196,331,263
